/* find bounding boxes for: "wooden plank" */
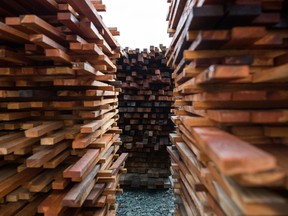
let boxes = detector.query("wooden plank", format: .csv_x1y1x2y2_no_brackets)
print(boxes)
20,15,67,45
41,129,66,145
0,132,23,144
180,116,214,127
26,141,69,167
67,0,119,49
38,190,67,215
207,110,251,123
80,111,117,133
222,26,267,49
184,49,287,60
0,21,30,43
196,65,250,84
44,150,70,169
0,0,124,214
84,183,105,206
29,169,59,192
109,153,128,175
189,30,229,51
57,12,91,40
191,127,277,175
0,49,33,65
14,195,45,216
264,127,288,137
62,164,100,207
45,49,72,64
253,63,288,83
30,34,66,51
25,121,63,138
6,187,23,202
0,201,28,216
0,168,42,199
0,136,39,155
65,149,100,178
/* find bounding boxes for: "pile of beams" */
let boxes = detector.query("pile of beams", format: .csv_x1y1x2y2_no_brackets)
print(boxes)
116,46,174,189
0,0,128,215
166,0,288,215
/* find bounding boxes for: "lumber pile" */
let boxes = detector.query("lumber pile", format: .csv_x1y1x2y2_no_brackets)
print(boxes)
116,46,174,189
166,0,288,215
0,0,127,215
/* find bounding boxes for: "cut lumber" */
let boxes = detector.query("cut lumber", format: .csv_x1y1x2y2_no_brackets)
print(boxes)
25,121,64,138
166,1,288,214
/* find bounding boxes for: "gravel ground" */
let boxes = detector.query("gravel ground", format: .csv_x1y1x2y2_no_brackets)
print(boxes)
116,189,175,216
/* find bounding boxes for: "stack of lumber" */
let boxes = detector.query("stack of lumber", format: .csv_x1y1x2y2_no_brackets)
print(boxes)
166,0,288,215
0,0,128,215
116,46,174,189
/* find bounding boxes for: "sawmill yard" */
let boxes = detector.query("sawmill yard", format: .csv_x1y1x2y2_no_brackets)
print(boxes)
0,0,288,216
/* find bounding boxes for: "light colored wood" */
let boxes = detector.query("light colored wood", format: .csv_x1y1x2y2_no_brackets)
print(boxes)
66,149,100,178
41,130,66,145
234,169,286,187
25,121,63,138
72,131,101,149
92,133,114,148
21,122,42,130
207,110,251,123
81,111,117,133
180,116,214,127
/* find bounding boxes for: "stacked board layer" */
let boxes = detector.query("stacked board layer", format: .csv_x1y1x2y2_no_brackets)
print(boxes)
166,0,288,215
0,0,128,215
116,47,174,189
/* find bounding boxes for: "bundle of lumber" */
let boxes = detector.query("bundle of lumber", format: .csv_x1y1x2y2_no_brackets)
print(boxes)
0,0,128,215
166,0,288,215
116,46,174,189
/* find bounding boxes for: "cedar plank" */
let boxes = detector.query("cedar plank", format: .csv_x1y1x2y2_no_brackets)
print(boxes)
191,127,277,175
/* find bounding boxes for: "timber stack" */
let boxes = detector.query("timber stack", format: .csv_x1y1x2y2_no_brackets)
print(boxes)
166,0,288,215
116,46,174,189
0,0,128,215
